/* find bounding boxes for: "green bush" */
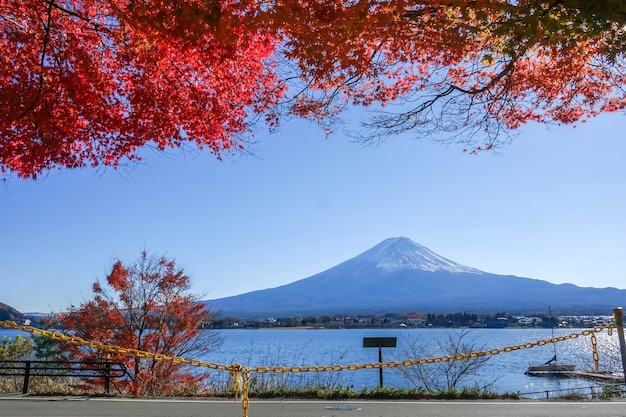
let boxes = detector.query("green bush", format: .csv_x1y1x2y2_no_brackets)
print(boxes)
0,336,34,361
0,336,35,393
597,384,624,400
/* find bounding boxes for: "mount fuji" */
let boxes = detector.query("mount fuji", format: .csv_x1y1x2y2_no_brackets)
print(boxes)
203,237,626,317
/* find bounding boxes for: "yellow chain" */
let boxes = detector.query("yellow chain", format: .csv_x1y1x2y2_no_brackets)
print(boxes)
1,320,615,417
1,319,614,374
241,368,250,417
591,332,599,371
0,320,236,371
249,324,614,374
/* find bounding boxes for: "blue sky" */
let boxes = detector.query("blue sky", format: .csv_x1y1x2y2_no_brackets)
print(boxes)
2,112,625,313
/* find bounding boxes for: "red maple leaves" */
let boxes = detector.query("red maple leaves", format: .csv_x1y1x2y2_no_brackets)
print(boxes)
2,1,626,178
60,251,214,396
1,0,282,178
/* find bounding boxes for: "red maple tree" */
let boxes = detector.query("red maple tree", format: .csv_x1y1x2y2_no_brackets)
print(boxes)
269,1,626,149
60,251,218,396
2,1,625,178
0,0,282,178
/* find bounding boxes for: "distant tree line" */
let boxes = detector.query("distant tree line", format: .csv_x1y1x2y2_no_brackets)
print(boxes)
208,311,599,329
425,312,480,327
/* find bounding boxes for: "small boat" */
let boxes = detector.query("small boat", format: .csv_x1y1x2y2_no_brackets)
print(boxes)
525,355,575,374
525,307,575,375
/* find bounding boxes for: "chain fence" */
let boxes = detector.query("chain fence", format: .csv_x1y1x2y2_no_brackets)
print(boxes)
0,320,616,417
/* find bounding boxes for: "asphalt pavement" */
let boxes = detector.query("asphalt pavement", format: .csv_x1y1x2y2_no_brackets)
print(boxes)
1,395,625,417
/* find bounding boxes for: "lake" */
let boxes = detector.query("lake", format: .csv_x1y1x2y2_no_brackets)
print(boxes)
1,327,622,397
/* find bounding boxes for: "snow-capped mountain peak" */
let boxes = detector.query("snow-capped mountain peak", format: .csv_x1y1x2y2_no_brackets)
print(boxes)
360,237,483,274
204,236,626,317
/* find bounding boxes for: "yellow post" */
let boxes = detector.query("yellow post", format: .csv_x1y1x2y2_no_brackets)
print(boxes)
613,307,626,385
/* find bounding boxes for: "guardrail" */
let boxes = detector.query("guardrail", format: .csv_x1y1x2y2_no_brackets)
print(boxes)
0,360,127,394
521,382,626,400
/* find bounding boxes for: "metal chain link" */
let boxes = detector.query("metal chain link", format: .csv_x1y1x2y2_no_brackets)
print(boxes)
248,324,614,374
241,368,250,417
591,332,599,370
1,320,615,417
1,320,236,371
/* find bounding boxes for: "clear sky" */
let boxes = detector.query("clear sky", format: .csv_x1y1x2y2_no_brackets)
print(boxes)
2,111,625,314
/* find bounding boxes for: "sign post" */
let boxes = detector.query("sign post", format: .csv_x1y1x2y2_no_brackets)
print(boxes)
613,308,626,385
363,337,397,388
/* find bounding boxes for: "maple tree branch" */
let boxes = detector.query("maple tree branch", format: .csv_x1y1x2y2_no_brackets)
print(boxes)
47,0,115,37
0,13,26,29
449,57,518,96
403,0,511,19
18,0,54,120
50,0,119,37
357,65,519,149
38,3,54,82
47,1,83,20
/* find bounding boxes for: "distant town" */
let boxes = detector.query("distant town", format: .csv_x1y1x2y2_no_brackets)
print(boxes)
4,305,616,331
207,311,616,329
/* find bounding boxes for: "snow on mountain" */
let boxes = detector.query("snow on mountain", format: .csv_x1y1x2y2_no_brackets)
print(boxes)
203,237,626,317
358,237,483,274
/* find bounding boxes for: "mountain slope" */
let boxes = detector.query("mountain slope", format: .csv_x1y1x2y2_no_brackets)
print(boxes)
0,302,25,322
203,237,626,317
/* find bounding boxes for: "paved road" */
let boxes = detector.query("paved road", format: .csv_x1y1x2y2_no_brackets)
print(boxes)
1,396,625,417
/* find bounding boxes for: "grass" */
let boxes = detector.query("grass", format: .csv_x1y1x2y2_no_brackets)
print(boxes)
10,379,626,401
207,384,522,400
1,377,523,400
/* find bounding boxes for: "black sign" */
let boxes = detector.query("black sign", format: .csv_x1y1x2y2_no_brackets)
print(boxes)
362,337,397,348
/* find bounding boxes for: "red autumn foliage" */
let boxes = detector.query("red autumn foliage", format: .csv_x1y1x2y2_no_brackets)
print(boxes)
2,1,626,178
0,0,282,179
60,251,218,396
271,1,626,149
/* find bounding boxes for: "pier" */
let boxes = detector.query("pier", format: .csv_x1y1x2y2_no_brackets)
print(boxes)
525,369,624,383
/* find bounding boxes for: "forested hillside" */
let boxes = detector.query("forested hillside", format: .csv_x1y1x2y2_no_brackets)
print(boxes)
0,302,24,321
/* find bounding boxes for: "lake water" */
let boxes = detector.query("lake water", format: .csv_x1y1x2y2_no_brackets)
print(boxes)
1,327,622,397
